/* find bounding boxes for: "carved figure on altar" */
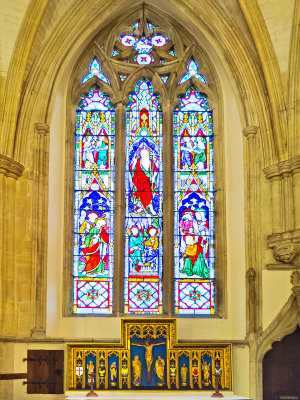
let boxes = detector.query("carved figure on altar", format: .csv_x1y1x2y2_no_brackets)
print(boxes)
202,360,211,386
132,355,142,386
110,362,118,386
87,360,95,385
169,361,176,384
154,356,165,386
99,360,106,380
121,361,128,378
131,336,165,383
180,363,188,386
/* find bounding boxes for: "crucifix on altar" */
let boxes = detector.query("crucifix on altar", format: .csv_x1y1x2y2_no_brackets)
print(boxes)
131,336,165,384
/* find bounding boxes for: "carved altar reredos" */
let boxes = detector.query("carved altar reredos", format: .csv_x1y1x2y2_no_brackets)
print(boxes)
66,319,232,392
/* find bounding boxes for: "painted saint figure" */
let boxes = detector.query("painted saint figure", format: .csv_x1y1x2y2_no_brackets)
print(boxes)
180,235,209,278
130,147,158,215
132,355,142,386
81,217,109,274
144,226,159,269
128,226,144,272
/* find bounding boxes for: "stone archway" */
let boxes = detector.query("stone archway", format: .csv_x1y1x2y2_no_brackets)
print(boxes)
263,327,300,400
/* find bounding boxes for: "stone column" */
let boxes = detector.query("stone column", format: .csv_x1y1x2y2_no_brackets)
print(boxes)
31,123,50,338
291,159,300,230
113,102,126,314
0,155,24,336
243,126,260,331
264,167,283,234
162,101,174,315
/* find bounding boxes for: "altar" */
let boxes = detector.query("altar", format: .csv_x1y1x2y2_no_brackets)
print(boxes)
66,319,234,394
65,392,251,400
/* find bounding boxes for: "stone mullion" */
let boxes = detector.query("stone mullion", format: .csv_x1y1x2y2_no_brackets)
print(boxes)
284,173,294,232
31,123,49,337
162,101,174,315
292,169,300,231
269,175,283,234
113,102,126,315
243,126,260,333
0,173,5,335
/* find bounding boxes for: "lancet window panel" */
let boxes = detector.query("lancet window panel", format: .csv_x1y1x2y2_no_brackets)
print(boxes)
124,79,163,314
173,87,215,315
73,86,115,314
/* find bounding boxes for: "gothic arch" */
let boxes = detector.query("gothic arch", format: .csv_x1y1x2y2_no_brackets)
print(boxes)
0,0,284,167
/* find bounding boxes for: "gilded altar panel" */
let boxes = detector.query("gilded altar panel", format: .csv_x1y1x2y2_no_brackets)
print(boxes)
66,319,232,392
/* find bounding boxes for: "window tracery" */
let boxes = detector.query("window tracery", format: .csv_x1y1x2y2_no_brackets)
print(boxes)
70,10,219,316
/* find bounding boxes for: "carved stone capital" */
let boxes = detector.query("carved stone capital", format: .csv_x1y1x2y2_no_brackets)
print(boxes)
35,123,49,136
263,156,300,179
243,125,258,138
266,232,300,270
273,244,297,264
0,154,25,179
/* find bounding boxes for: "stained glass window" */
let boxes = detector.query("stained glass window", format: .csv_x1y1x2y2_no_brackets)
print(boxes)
178,59,207,86
174,87,215,314
81,58,110,85
124,79,163,314
73,85,115,314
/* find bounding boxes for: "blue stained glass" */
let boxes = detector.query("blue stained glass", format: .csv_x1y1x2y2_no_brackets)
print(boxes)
134,37,153,53
112,48,119,56
115,22,172,65
178,59,207,86
132,20,140,30
119,74,128,82
173,87,215,315
120,34,136,47
151,34,168,47
124,79,163,314
147,21,156,30
160,75,169,84
135,53,153,65
73,86,115,314
81,58,110,85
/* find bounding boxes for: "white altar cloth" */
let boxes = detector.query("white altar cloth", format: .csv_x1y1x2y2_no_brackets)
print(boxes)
65,391,251,400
